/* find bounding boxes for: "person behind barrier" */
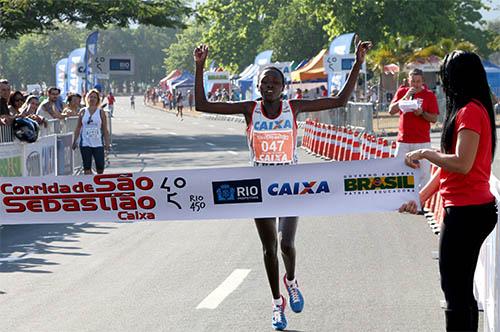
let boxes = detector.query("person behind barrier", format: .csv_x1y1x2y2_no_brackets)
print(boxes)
19,95,46,126
62,93,82,117
194,36,371,331
37,87,65,120
8,91,25,115
389,68,439,188
0,79,14,126
399,51,497,332
72,89,111,175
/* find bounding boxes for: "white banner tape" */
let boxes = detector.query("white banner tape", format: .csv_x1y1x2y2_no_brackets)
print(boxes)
0,158,419,224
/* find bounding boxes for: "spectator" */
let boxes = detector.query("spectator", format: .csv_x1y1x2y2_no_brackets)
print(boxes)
62,93,82,117
106,91,115,117
320,85,328,97
389,68,439,188
400,50,497,332
8,90,25,115
294,88,303,99
19,95,46,125
0,79,14,126
37,87,65,119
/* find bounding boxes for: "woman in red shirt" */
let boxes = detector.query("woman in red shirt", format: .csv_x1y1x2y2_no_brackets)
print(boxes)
400,51,497,331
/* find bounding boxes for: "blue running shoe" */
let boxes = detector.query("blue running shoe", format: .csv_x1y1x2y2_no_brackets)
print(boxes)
283,274,304,313
272,295,287,331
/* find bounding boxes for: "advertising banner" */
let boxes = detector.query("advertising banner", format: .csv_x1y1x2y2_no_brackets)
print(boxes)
0,158,419,225
66,48,85,95
55,58,68,97
57,133,74,176
0,143,23,177
22,135,57,177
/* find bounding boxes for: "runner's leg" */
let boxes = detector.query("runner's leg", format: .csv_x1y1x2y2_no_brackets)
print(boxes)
279,216,298,280
254,217,280,299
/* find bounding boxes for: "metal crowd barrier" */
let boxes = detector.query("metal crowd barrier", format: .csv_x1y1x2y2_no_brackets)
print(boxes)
0,111,112,176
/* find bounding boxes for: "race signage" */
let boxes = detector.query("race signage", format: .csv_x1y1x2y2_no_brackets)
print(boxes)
0,158,419,225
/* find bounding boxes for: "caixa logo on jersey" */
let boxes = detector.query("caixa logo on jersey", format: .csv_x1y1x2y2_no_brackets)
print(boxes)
268,180,330,196
212,179,263,204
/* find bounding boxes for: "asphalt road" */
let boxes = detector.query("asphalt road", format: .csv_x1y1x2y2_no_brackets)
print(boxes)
0,97,454,331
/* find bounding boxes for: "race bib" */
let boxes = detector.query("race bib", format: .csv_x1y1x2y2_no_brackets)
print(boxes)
253,131,294,163
84,127,100,139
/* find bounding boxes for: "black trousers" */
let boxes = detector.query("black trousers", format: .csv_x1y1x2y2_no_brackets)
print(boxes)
440,201,497,332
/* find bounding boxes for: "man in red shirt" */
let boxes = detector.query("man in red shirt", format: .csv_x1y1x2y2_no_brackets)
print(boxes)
389,68,439,188
107,91,115,117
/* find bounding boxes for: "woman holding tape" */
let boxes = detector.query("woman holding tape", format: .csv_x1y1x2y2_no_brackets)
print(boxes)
400,51,497,331
194,37,371,330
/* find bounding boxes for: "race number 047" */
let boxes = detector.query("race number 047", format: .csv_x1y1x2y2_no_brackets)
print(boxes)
261,140,284,152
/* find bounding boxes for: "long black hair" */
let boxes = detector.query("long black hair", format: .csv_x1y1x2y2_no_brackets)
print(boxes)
440,50,496,159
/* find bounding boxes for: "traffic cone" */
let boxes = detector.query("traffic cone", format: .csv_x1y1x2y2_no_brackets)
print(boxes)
381,139,391,158
369,135,378,160
390,141,398,158
342,128,353,161
350,130,362,161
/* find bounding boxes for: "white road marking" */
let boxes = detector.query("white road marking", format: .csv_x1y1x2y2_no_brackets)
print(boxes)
227,151,238,155
208,124,215,128
168,148,189,151
228,127,236,131
206,142,216,147
168,132,178,136
186,136,196,140
196,269,251,309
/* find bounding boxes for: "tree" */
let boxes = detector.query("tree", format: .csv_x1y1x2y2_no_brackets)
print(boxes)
315,0,490,53
198,0,286,72
163,23,206,74
0,0,191,39
3,24,85,87
260,0,329,62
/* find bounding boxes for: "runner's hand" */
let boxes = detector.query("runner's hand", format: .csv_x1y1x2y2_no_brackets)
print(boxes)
194,44,209,65
72,141,78,150
354,35,372,63
399,200,418,214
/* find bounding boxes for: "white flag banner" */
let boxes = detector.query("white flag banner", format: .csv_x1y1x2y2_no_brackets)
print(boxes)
0,158,419,225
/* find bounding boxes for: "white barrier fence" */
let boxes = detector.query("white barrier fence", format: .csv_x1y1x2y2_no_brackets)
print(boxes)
0,112,112,177
475,174,500,331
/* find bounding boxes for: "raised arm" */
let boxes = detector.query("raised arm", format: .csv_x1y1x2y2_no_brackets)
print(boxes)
193,45,253,118
290,36,372,114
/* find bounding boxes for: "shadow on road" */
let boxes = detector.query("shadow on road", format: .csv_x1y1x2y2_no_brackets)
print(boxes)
112,133,248,154
0,223,116,274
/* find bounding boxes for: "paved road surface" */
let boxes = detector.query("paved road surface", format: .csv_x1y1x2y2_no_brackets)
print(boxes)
1,97,469,331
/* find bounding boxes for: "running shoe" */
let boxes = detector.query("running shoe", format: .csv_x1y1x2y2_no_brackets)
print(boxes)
272,295,287,331
283,274,304,313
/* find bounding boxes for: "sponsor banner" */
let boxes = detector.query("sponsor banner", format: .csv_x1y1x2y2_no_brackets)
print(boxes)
0,158,419,225
22,135,57,177
0,143,23,177
57,133,74,176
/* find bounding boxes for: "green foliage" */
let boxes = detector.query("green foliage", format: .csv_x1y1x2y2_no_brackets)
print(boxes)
198,0,286,72
260,0,329,62
163,22,206,74
0,0,191,39
0,24,177,88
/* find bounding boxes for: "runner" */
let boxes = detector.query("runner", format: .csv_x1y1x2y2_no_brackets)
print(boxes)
130,93,135,110
72,89,111,175
193,36,371,331
176,91,184,120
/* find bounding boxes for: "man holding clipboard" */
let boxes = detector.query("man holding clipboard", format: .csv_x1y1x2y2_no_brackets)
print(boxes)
389,68,439,188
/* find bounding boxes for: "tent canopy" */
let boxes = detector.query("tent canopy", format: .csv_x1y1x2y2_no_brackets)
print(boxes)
160,69,181,83
170,71,194,86
291,49,328,82
172,77,194,89
483,60,500,97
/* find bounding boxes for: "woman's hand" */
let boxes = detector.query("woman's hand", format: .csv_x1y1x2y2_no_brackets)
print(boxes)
399,200,419,214
405,149,430,169
193,44,209,66
354,35,372,64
